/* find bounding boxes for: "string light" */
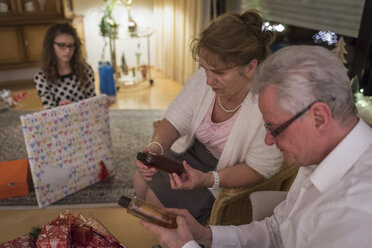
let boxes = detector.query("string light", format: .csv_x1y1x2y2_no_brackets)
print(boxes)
262,22,286,32
312,30,338,45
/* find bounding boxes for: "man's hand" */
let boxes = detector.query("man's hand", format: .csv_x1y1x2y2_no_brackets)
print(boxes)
169,161,213,190
166,208,212,245
141,215,194,248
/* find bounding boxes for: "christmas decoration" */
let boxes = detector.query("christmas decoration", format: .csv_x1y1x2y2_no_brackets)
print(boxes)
0,90,29,110
313,30,338,45
0,89,15,109
12,92,29,103
29,226,42,248
332,36,348,71
355,91,372,127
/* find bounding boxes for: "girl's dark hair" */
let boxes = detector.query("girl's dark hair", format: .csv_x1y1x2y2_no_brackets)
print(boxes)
42,23,88,85
191,10,275,67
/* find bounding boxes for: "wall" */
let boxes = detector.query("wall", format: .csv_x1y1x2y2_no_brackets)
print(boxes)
74,0,155,70
0,0,155,83
0,68,39,83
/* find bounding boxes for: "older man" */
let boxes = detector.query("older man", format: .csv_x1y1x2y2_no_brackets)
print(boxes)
142,45,372,248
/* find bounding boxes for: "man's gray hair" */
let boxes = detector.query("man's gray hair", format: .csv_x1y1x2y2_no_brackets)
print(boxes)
251,45,357,123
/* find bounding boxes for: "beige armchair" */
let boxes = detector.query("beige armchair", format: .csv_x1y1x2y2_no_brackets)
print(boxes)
249,191,288,222
208,163,298,226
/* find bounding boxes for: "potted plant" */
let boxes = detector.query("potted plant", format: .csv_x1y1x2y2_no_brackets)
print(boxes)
99,0,119,38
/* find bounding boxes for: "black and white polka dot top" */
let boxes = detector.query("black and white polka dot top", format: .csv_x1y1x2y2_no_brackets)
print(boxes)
34,65,96,109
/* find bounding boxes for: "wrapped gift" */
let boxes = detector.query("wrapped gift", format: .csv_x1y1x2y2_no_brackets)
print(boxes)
1,211,125,248
0,234,30,248
74,220,124,248
0,159,30,199
71,225,93,245
20,95,114,208
74,233,122,248
36,225,71,248
45,211,125,248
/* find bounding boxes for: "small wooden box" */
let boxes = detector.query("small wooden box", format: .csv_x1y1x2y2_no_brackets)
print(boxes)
0,159,30,199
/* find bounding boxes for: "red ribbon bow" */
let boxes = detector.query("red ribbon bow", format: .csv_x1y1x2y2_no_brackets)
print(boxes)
99,161,110,182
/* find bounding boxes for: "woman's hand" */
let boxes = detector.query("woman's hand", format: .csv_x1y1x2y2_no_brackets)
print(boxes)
135,146,159,181
141,215,194,248
169,161,213,190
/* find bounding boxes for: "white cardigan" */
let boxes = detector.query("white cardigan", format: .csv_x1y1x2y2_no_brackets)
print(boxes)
164,69,283,195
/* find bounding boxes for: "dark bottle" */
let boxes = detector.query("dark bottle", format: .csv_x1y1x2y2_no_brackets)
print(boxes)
136,152,186,176
118,196,177,229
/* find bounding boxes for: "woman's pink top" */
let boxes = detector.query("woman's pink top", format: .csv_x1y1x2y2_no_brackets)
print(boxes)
195,98,240,159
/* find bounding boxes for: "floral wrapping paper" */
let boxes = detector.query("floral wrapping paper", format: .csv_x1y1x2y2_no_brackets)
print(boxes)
47,211,125,248
20,95,114,208
0,234,31,248
36,225,71,248
0,211,126,248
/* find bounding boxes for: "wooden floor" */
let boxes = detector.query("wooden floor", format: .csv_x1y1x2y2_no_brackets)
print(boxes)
3,69,183,111
0,69,183,246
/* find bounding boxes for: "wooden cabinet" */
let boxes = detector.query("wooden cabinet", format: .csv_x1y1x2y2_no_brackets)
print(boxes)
23,25,50,61
0,25,50,69
0,0,79,70
0,27,25,65
0,0,73,19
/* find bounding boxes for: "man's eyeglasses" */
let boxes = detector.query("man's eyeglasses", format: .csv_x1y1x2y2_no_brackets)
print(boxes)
264,100,319,137
54,42,76,50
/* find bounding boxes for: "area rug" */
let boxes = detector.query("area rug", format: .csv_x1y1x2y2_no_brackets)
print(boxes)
0,109,165,207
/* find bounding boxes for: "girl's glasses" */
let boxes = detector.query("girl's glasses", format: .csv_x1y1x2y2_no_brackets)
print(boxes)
54,42,76,50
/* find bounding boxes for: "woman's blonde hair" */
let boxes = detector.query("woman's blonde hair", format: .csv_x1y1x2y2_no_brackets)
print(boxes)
191,10,275,68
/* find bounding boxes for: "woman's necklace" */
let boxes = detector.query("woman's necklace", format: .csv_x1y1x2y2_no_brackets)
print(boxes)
217,95,246,113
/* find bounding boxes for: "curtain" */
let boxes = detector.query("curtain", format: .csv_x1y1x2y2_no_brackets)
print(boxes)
260,0,365,38
154,0,210,84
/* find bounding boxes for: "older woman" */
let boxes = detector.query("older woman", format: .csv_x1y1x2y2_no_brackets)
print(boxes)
34,23,95,109
133,10,283,224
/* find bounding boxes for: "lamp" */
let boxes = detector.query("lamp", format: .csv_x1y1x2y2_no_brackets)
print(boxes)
122,0,137,35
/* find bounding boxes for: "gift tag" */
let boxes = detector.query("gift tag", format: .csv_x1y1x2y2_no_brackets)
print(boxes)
40,166,70,185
